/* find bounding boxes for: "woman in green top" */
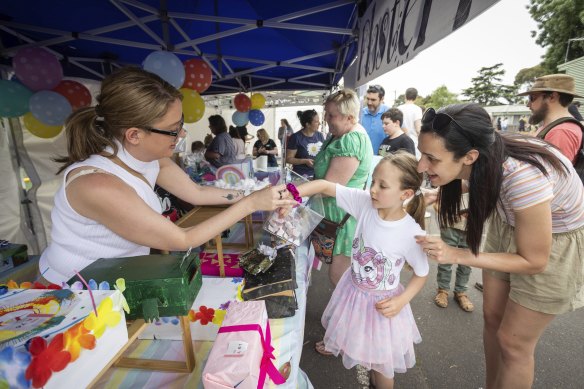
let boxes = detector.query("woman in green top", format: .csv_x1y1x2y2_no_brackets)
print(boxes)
313,88,372,356
314,89,373,284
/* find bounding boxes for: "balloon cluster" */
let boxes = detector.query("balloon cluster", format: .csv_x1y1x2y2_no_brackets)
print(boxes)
0,48,92,138
231,92,266,127
142,51,212,124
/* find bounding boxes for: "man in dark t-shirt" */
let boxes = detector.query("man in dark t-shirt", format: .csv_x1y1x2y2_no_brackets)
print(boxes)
378,108,416,156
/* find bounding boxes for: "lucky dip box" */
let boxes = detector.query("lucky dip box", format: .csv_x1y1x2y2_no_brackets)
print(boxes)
70,251,202,321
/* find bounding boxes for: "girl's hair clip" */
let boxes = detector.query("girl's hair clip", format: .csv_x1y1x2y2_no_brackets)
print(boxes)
415,189,422,196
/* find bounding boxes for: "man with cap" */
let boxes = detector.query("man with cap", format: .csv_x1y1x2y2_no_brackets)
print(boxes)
518,74,583,163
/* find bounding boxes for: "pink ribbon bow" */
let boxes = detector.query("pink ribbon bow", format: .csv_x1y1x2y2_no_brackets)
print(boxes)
218,321,286,388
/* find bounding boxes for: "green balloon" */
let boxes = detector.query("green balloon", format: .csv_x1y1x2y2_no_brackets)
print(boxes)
0,80,33,118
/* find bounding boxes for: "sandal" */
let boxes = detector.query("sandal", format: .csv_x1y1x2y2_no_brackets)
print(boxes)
454,292,474,312
434,289,449,308
314,340,333,356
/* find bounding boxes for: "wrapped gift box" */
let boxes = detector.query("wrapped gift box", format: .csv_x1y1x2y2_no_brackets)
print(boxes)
199,251,243,277
71,251,202,321
203,300,284,389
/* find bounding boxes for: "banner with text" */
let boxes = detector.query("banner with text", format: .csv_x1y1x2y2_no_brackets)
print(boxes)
352,0,500,87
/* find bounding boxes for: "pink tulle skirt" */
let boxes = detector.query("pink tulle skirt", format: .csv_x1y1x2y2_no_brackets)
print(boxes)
322,270,421,378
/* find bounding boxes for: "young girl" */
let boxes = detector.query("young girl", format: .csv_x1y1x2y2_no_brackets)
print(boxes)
297,151,428,389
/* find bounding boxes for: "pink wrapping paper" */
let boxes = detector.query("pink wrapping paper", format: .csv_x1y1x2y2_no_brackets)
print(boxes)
202,301,284,388
199,252,244,277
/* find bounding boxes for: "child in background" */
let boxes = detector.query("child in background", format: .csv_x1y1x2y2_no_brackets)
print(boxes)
296,151,428,389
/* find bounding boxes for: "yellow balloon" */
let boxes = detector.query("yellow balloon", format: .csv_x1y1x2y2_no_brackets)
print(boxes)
180,88,205,123
23,112,63,138
250,93,266,110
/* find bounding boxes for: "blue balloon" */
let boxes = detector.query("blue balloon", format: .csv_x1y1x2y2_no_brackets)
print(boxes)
232,110,249,126
143,51,185,89
29,90,72,126
0,80,32,118
248,109,265,126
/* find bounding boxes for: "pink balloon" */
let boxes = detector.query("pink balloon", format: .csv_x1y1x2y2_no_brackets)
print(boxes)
13,47,63,91
183,58,213,93
53,80,92,110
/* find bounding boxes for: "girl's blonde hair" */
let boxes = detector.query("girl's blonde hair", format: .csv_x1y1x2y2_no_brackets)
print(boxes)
55,66,182,173
324,88,360,124
376,150,426,229
256,128,269,143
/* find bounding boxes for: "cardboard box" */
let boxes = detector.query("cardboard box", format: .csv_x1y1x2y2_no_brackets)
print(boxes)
71,251,202,321
0,243,28,273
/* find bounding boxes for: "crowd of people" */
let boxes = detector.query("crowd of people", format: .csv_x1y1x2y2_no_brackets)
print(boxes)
38,65,584,389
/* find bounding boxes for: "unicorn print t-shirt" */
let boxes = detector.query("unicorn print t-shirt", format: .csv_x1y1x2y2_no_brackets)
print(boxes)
335,184,429,291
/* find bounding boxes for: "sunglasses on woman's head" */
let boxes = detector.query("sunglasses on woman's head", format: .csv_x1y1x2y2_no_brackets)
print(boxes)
422,108,474,147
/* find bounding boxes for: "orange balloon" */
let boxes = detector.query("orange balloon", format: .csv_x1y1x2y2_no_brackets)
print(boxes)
183,59,213,93
53,80,92,110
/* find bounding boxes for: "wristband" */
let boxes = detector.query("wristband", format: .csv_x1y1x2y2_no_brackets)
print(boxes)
286,183,302,204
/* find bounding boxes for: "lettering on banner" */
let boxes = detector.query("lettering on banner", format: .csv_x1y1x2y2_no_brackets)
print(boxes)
355,0,494,86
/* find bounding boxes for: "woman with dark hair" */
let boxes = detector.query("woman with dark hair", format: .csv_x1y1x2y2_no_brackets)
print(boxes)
286,109,325,179
415,103,584,388
229,125,246,160
277,118,293,147
205,115,237,167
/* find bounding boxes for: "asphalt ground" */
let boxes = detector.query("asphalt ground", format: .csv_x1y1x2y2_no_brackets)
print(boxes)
299,209,584,389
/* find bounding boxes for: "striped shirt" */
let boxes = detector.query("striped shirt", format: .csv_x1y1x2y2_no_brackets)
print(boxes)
497,148,584,232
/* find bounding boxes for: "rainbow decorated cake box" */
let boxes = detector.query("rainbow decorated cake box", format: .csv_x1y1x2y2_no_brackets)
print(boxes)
70,250,202,322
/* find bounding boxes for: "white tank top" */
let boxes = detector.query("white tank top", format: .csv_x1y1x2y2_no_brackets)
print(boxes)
39,144,162,284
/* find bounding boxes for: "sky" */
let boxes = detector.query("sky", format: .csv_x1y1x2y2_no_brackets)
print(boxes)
372,0,546,105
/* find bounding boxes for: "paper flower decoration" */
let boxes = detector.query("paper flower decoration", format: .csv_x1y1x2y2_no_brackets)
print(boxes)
114,278,130,314
189,305,215,325
25,334,71,388
63,322,96,362
0,346,31,388
211,309,226,326
83,297,121,338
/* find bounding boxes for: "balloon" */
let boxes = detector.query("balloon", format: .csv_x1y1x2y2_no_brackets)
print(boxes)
250,93,266,109
233,93,251,112
232,111,249,127
52,80,92,110
23,112,63,138
0,80,33,118
183,58,213,93
180,88,205,123
13,47,63,91
248,109,265,126
29,90,72,126
143,51,185,89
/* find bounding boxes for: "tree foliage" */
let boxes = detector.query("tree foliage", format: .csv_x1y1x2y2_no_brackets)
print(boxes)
462,63,519,106
528,0,584,73
514,64,546,89
421,85,462,109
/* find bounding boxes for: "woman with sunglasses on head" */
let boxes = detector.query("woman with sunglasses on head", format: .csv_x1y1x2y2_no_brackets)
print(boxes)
286,109,325,179
39,67,296,284
415,103,584,389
